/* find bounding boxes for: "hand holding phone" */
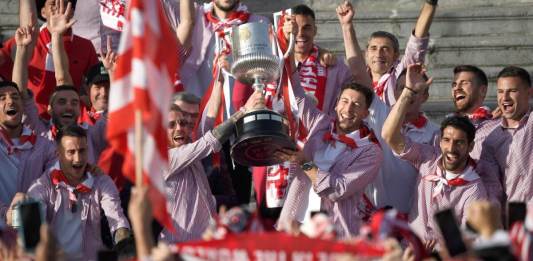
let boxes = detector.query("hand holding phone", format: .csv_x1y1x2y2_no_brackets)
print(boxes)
18,200,42,252
434,209,468,257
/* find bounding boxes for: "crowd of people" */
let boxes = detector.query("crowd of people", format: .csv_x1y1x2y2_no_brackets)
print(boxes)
0,0,531,260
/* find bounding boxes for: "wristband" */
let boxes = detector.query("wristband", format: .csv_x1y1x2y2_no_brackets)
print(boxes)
404,86,418,95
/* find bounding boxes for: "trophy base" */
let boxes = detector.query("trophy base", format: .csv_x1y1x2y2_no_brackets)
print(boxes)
231,109,296,166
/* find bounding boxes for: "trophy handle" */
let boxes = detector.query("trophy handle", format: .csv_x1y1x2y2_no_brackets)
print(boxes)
283,33,295,59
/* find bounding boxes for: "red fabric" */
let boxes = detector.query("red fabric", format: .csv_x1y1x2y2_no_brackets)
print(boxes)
298,46,328,110
447,177,469,186
0,126,36,154
79,106,102,126
106,0,178,230
275,12,289,53
204,8,250,32
175,232,385,259
407,113,428,129
97,147,127,191
231,80,253,110
372,81,385,98
469,106,493,122
0,28,99,120
323,123,379,150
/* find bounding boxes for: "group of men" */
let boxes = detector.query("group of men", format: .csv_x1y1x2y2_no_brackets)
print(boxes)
0,0,531,259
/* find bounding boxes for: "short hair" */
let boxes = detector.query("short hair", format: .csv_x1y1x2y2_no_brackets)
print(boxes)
368,31,400,54
55,124,87,145
292,4,316,20
497,66,532,87
172,92,200,105
0,81,21,94
37,0,78,21
170,103,180,113
339,82,374,109
49,85,79,105
453,65,488,86
440,115,476,144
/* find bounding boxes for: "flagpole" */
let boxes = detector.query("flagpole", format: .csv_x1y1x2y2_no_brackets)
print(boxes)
134,109,143,186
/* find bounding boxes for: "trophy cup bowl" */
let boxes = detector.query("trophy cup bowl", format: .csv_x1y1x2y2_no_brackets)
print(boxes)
230,22,296,166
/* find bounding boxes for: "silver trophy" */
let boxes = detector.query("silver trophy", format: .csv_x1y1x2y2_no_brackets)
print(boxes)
230,22,295,166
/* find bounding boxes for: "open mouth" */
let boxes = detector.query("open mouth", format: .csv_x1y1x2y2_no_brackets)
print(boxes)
445,153,458,163
72,164,84,171
5,108,18,116
61,112,74,120
502,102,514,113
173,135,185,144
454,94,466,102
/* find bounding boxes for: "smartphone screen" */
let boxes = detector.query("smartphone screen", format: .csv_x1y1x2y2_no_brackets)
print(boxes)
508,202,527,229
19,201,42,251
98,250,118,261
434,209,467,257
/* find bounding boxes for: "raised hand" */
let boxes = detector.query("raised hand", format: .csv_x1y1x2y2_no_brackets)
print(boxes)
282,15,297,41
47,0,77,35
336,1,355,26
406,64,433,94
14,25,36,47
100,36,118,74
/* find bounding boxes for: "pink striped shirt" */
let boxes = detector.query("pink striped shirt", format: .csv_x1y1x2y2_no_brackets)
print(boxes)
27,168,130,261
0,135,56,223
278,72,383,239
375,33,429,107
395,138,488,241
159,131,221,243
22,98,108,164
478,110,533,205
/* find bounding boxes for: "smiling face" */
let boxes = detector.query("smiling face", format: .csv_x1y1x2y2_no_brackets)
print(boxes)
0,86,23,130
335,89,369,134
49,90,81,128
58,135,88,182
89,82,109,112
439,126,473,173
294,14,317,58
497,76,532,125
366,37,399,78
452,71,487,114
167,109,193,148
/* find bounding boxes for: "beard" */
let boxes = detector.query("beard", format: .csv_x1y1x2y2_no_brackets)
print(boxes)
214,0,238,12
454,96,476,114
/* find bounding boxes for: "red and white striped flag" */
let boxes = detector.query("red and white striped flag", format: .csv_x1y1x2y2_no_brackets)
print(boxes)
107,0,178,229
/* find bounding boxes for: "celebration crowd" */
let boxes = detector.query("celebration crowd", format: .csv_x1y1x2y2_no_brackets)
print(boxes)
0,0,531,260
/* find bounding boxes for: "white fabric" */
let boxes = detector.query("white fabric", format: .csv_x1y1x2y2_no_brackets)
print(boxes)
55,189,83,261
429,165,480,200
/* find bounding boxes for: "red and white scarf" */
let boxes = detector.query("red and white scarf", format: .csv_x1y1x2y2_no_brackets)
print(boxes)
468,106,493,123
298,46,328,110
265,162,294,208
423,158,479,200
404,113,429,130
203,1,250,33
49,122,89,140
0,126,37,155
50,162,94,212
100,0,127,31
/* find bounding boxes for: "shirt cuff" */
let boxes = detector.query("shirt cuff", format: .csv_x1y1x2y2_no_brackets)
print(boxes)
407,31,430,51
313,169,331,195
205,131,222,153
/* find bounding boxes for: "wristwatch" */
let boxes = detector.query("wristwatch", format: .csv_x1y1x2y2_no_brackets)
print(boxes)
301,161,316,171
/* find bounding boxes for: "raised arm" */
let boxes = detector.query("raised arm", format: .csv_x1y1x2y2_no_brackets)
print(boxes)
336,1,372,88
176,0,195,50
413,0,438,38
206,54,227,119
48,0,76,86
382,64,430,154
12,26,36,100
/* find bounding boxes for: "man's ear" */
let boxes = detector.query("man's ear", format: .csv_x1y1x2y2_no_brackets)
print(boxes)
47,104,53,116
480,84,488,100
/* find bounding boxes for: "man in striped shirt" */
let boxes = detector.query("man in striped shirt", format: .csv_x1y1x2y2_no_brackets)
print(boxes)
478,66,532,208
382,64,487,244
450,65,499,160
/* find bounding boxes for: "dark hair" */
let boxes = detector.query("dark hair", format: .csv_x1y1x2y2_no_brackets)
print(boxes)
0,81,21,94
55,124,87,145
339,82,374,109
368,31,400,54
497,66,532,87
440,115,476,144
49,85,79,105
453,65,488,86
292,4,316,20
37,0,78,21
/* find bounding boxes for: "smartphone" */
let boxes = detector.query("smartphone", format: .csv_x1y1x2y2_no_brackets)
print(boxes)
508,201,527,229
18,201,42,251
97,250,118,261
434,209,467,257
